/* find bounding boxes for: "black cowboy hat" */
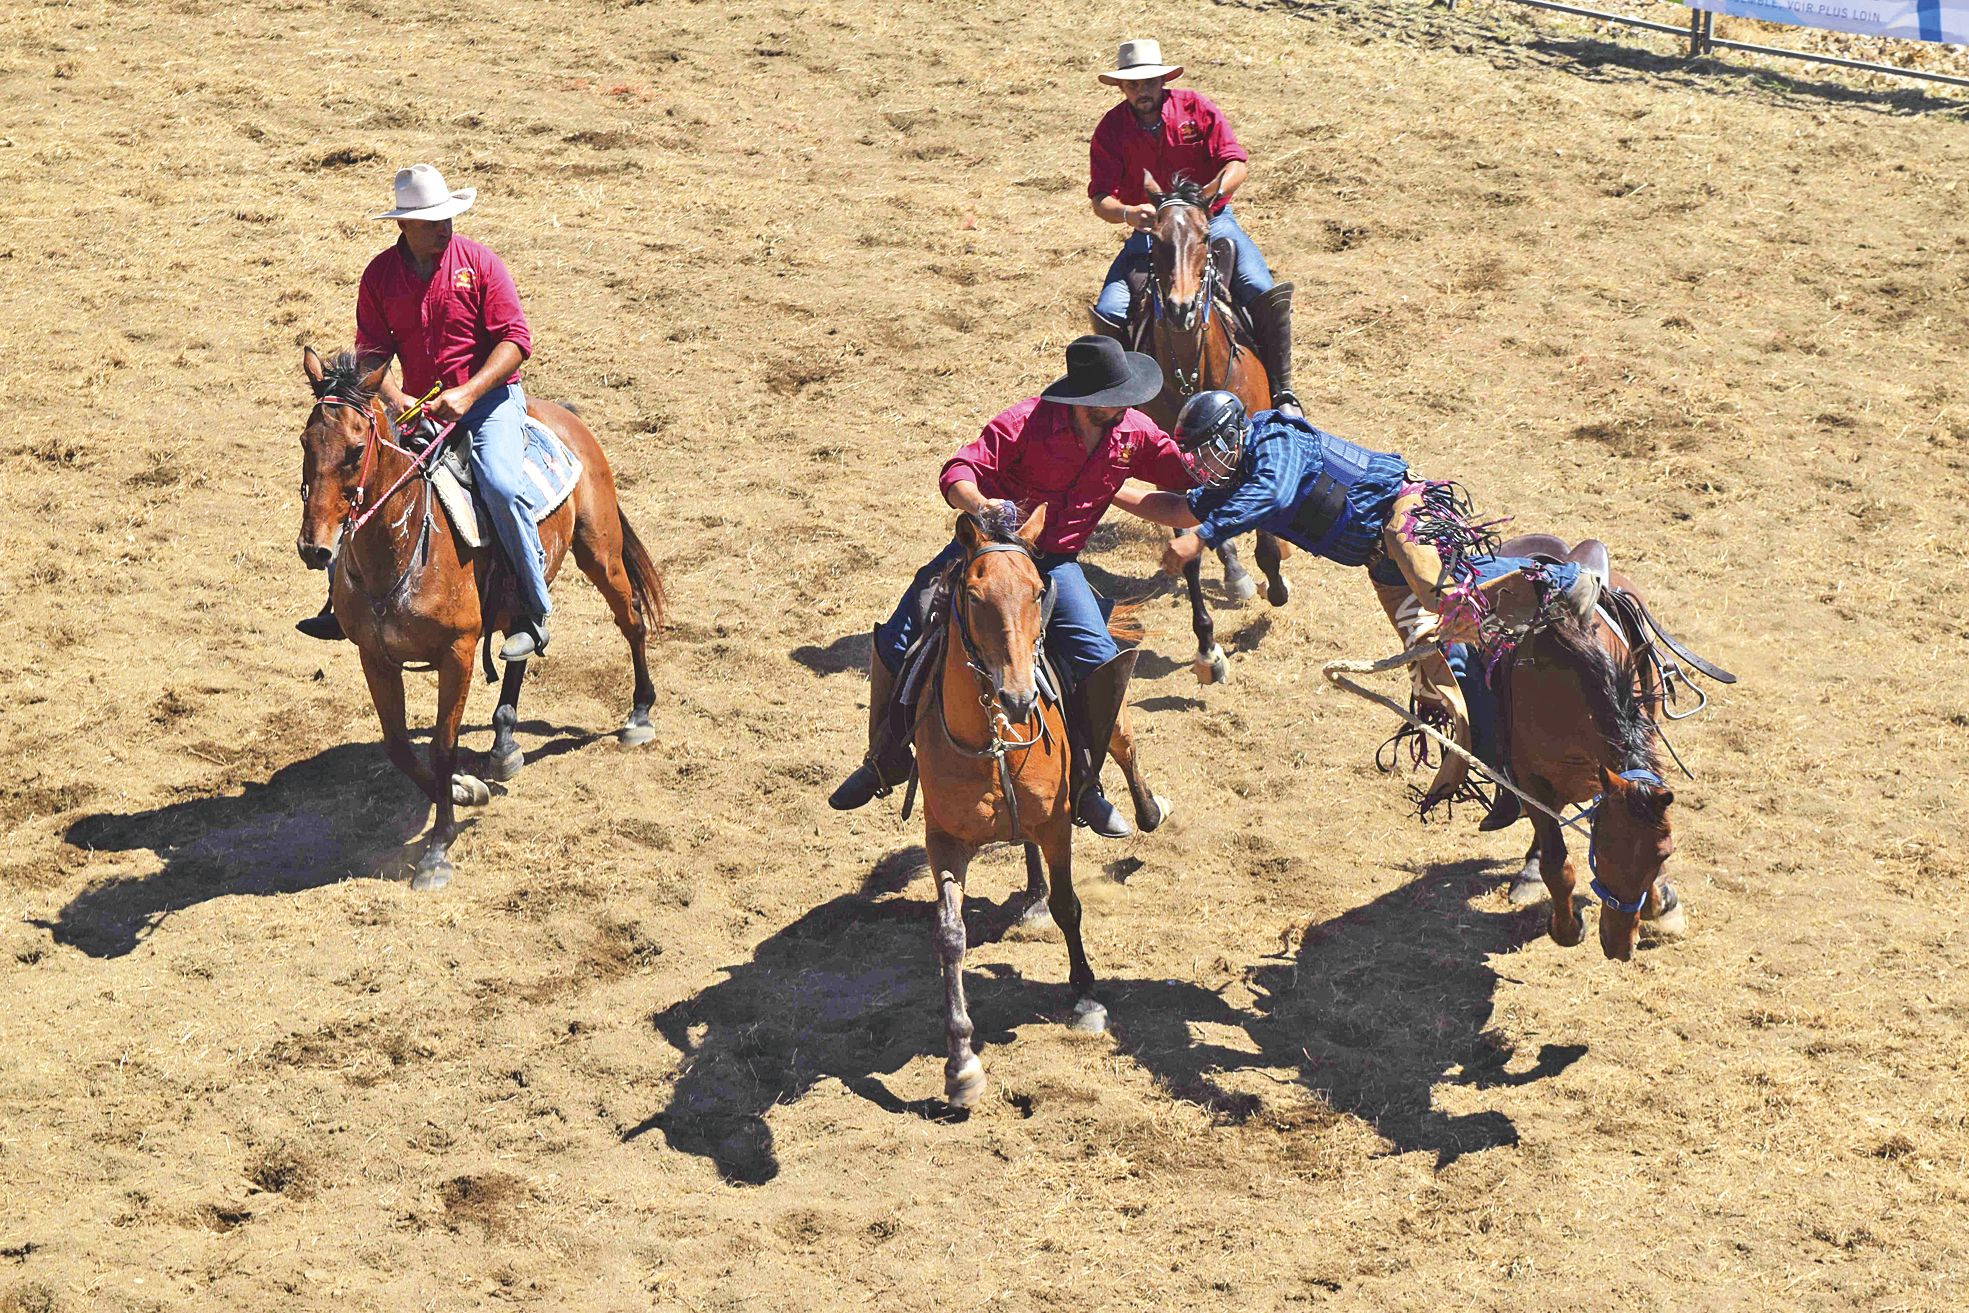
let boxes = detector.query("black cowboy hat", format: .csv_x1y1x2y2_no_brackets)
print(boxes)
1040,335,1164,409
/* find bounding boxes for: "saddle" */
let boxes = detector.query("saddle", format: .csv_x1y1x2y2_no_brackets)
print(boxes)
410,417,584,551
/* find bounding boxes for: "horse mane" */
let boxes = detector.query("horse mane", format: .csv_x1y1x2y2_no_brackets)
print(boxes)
313,349,378,405
1160,172,1209,209
1544,609,1663,807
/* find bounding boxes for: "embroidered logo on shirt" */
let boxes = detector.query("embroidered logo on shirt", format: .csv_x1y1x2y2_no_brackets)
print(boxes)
453,268,475,290
1177,119,1205,145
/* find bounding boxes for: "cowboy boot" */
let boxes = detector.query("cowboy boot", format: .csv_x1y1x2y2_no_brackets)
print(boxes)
828,640,915,810
295,579,344,642
1246,283,1300,415
1068,649,1139,840
1087,306,1128,346
499,615,551,662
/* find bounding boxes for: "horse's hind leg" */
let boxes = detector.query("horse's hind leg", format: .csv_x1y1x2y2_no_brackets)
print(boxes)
927,827,985,1110
487,659,526,782
1009,842,1057,936
571,523,656,745
1184,548,1228,684
1255,532,1290,607
1216,539,1256,601
1040,824,1106,1035
1108,702,1172,834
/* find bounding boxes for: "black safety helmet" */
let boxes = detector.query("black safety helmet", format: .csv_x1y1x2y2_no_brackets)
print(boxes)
1173,390,1248,487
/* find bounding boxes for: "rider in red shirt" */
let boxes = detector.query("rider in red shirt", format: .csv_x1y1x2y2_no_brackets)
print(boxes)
1086,39,1298,413
829,337,1195,838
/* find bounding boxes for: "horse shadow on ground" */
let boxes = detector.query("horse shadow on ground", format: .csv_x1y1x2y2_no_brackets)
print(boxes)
626,851,1582,1185
44,721,600,958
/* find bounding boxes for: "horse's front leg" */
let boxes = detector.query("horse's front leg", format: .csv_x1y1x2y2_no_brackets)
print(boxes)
1184,542,1228,684
1039,822,1107,1035
487,657,527,782
1215,540,1256,601
1530,801,1584,947
926,826,985,1110
359,648,437,803
1506,834,1545,906
415,639,490,892
1254,532,1290,607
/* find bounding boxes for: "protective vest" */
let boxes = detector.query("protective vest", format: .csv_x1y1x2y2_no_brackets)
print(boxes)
1282,428,1380,559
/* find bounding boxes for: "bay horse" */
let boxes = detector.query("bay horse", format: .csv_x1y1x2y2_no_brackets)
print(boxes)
1491,540,1684,961
916,506,1167,1110
1135,171,1291,685
295,348,664,891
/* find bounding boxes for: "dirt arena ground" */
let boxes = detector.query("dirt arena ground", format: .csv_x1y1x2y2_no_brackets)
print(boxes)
3,0,1967,1308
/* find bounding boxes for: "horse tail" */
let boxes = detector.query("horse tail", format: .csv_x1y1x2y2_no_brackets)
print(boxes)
1106,597,1146,646
617,510,667,632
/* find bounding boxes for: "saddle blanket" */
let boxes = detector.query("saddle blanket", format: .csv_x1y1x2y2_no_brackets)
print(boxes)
430,418,583,549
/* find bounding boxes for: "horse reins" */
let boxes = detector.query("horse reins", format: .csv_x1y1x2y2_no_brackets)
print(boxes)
310,392,454,616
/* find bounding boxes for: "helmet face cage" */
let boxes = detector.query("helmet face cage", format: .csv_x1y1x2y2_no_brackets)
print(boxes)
1175,391,1247,487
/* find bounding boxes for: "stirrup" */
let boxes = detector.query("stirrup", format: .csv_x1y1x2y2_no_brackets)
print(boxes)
499,616,549,662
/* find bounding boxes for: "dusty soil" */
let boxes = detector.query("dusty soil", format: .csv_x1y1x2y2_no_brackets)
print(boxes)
3,0,1967,1309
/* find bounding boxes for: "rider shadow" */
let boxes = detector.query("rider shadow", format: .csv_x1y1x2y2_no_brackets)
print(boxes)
44,743,435,959
789,631,872,677
623,854,1057,1185
1108,857,1582,1167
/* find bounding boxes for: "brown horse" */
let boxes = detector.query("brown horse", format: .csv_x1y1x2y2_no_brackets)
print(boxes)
1135,172,1290,684
1492,541,1683,961
295,348,664,891
916,506,1166,1109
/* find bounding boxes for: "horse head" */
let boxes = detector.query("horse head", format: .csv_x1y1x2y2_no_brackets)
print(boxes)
1145,170,1218,332
296,346,389,569
1590,765,1676,962
954,504,1048,724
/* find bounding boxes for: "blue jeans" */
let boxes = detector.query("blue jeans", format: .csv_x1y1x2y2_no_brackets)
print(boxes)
875,542,1118,687
1094,205,1276,323
463,382,552,618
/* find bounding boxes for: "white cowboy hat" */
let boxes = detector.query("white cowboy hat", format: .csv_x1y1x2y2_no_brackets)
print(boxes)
371,164,476,221
1098,39,1183,86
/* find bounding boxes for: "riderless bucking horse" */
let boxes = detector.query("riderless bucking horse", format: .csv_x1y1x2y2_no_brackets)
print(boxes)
294,165,663,890
1084,39,1299,682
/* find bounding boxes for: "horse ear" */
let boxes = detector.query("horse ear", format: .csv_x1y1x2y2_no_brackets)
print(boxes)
358,358,391,395
1597,765,1624,796
955,511,986,552
1651,788,1676,814
1017,503,1047,551
1142,169,1164,205
303,345,325,384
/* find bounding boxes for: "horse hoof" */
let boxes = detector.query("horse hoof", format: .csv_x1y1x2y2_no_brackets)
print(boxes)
945,1056,986,1110
1266,576,1291,608
486,748,524,782
450,775,490,807
618,721,655,747
1644,901,1689,940
1137,794,1174,834
411,853,452,892
1192,646,1229,685
1506,873,1547,907
1005,900,1059,941
1068,997,1109,1035
1225,571,1257,602
1550,914,1584,949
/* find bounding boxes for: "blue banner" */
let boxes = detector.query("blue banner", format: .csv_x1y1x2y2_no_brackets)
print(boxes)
1689,0,1969,42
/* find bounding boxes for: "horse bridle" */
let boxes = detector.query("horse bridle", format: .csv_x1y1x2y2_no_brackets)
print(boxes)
305,394,446,615
936,537,1051,837
1146,197,1219,396
1586,767,1668,914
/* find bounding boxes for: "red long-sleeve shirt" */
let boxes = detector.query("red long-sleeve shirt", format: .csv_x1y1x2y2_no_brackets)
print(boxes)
939,398,1195,555
1088,89,1247,214
354,235,531,397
